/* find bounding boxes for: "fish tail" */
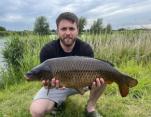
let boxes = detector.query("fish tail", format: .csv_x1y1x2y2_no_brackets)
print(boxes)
123,74,138,88
118,83,129,97
118,74,138,97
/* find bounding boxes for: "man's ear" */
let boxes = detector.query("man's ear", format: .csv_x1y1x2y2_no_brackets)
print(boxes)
77,27,79,34
56,28,59,34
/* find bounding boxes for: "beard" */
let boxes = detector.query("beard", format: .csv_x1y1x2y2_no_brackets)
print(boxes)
60,37,76,47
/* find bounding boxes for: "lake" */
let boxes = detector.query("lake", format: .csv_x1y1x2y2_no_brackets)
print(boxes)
0,37,6,69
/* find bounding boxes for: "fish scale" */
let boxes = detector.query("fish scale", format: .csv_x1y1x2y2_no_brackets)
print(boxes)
25,56,138,97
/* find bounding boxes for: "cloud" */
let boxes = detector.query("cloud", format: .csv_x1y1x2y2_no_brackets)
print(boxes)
0,14,23,22
0,0,151,30
104,1,151,17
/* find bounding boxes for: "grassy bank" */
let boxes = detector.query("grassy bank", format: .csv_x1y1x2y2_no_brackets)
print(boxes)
0,31,151,116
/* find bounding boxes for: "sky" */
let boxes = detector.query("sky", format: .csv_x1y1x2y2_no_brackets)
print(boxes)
0,0,151,31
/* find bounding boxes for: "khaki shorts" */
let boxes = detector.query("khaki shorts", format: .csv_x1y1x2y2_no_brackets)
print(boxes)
33,87,78,107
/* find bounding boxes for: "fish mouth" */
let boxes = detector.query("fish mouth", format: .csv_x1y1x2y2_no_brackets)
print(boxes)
24,72,33,81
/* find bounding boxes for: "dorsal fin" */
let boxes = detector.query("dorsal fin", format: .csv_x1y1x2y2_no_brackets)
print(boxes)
96,58,114,67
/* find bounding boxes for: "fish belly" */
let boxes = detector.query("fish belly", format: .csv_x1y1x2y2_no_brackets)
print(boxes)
54,71,100,89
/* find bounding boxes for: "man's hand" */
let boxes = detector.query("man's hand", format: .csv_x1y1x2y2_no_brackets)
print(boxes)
90,77,106,97
91,78,105,89
42,78,65,89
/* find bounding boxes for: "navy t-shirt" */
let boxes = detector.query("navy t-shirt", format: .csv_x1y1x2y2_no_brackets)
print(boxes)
40,38,94,63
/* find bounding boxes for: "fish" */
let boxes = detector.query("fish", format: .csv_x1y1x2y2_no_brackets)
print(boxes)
25,56,138,97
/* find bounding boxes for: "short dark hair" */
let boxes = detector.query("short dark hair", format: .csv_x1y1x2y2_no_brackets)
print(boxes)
56,12,79,28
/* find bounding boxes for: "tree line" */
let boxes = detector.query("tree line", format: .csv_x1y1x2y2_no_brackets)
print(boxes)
1,16,150,36
33,16,112,35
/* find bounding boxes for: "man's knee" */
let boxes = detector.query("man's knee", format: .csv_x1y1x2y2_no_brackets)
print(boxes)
30,103,45,117
30,99,55,117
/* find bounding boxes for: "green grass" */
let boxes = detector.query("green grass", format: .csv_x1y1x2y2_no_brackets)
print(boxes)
0,31,151,117
0,81,150,117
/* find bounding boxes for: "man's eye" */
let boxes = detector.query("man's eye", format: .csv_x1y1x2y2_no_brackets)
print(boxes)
69,27,75,31
61,28,67,31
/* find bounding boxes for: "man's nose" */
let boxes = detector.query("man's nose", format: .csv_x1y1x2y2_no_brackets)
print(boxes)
65,29,71,35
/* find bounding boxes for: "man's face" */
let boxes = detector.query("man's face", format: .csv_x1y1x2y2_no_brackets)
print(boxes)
57,19,79,47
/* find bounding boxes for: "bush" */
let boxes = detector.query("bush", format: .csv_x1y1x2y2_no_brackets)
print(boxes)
0,26,6,31
3,36,24,69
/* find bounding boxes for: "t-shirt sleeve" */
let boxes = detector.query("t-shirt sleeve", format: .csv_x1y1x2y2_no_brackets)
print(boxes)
40,46,49,63
39,44,55,63
82,44,94,58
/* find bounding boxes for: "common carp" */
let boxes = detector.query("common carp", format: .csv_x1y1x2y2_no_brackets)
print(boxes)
25,56,138,97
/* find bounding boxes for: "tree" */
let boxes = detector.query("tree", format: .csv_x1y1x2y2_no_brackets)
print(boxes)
118,28,126,31
0,26,6,31
90,18,103,34
34,16,50,35
106,24,112,33
78,17,86,35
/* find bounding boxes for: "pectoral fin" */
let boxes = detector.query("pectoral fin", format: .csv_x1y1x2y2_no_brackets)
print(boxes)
47,80,51,95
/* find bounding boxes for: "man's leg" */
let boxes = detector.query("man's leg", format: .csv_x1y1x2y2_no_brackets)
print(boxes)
30,99,55,117
30,87,78,117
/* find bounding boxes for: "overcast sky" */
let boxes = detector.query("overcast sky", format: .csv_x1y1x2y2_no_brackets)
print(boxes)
0,0,151,31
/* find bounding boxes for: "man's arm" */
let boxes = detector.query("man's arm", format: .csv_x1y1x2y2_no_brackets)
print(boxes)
81,43,94,58
40,43,58,87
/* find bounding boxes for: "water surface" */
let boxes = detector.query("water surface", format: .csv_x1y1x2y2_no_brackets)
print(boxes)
0,37,7,69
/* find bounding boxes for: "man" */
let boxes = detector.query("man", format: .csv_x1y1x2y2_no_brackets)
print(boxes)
30,12,106,117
